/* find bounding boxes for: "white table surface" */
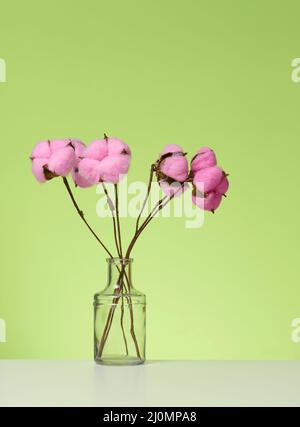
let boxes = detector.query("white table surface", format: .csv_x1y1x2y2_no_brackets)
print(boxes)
0,360,299,407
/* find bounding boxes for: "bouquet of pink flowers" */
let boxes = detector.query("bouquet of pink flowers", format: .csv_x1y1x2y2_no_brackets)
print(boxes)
30,136,229,255
30,135,229,364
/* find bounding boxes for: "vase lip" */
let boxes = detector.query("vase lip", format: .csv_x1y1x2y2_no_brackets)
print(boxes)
106,257,133,265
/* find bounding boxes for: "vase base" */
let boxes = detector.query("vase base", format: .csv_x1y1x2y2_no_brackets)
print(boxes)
95,355,145,366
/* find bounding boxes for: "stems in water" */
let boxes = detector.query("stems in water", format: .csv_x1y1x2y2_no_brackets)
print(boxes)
97,188,180,358
63,176,140,360
64,168,179,360
102,183,122,257
114,184,123,256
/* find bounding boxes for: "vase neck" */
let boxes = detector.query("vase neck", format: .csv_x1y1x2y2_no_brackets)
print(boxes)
106,258,133,292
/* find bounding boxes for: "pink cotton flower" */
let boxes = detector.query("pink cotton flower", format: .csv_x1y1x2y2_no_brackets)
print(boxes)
190,147,217,176
78,136,131,184
192,191,222,212
72,168,94,188
69,139,94,188
193,166,224,194
99,154,131,184
160,144,183,156
155,144,189,197
107,137,131,156
78,158,101,184
30,139,76,183
84,139,108,161
47,145,76,177
158,144,189,182
70,139,85,160
192,165,229,212
50,139,70,153
215,175,229,195
31,140,51,159
31,158,48,183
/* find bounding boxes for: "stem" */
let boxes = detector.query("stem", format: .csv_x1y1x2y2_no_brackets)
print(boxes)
126,185,182,259
125,195,171,258
114,184,123,256
122,270,141,358
141,195,168,229
62,177,113,258
102,183,121,257
135,164,155,232
97,271,141,360
97,189,180,359
63,177,138,359
101,184,139,357
127,299,142,358
120,292,129,356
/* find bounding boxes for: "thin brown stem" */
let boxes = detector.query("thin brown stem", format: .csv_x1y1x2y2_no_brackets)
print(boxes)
102,183,121,257
101,184,135,356
135,164,155,233
97,272,141,359
62,177,113,258
114,184,123,256
63,177,137,359
120,292,129,356
125,196,169,257
96,260,141,358
127,297,141,358
97,190,180,358
126,187,181,259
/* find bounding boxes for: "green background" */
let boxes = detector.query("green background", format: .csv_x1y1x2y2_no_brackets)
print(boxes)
1,0,300,359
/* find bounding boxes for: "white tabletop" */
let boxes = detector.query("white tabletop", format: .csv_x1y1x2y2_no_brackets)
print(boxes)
0,360,299,407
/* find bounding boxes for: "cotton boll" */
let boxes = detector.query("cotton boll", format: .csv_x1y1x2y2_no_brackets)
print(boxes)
192,191,222,212
191,147,217,173
107,138,131,156
215,175,229,195
47,146,76,176
70,140,86,170
99,154,130,183
70,141,93,187
70,140,85,159
30,139,75,182
157,144,188,185
193,166,223,193
78,158,102,184
85,140,108,161
31,141,51,159
71,168,94,188
160,144,184,156
160,155,189,182
50,139,69,153
31,158,48,183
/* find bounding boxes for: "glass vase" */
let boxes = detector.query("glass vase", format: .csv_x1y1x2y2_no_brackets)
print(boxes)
94,258,146,365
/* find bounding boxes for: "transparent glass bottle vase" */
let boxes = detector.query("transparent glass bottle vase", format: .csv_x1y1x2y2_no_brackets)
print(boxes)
94,258,146,365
